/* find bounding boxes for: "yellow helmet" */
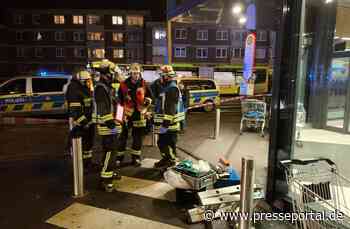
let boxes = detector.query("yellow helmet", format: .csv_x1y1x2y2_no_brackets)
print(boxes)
91,59,116,74
130,63,142,73
76,70,91,81
160,65,176,78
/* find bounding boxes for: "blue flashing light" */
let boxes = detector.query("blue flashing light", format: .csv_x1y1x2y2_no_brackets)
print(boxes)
37,71,69,77
40,71,48,76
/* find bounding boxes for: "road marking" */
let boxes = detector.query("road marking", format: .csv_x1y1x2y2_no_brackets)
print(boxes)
47,203,184,229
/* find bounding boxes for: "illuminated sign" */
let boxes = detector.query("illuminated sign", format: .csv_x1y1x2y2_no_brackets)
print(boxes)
243,32,256,81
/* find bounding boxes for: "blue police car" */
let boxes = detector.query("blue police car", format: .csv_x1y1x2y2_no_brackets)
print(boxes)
0,73,71,117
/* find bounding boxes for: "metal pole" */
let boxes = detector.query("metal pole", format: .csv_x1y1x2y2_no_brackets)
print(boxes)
72,137,84,197
239,156,255,229
167,20,172,64
214,108,221,140
69,118,84,198
152,125,158,146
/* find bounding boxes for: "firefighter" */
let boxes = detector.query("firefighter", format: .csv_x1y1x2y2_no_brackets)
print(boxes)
91,59,122,192
118,63,152,167
153,65,185,168
65,69,95,170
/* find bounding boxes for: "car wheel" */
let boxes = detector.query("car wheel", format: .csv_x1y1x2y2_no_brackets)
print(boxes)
203,100,215,112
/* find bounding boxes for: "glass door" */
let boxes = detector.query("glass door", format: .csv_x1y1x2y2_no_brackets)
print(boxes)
326,54,350,132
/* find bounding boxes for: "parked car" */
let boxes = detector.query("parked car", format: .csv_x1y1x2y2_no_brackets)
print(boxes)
0,73,71,117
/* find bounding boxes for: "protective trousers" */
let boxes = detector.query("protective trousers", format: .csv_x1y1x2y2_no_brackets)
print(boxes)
118,111,146,159
157,132,177,162
81,124,95,161
100,134,119,184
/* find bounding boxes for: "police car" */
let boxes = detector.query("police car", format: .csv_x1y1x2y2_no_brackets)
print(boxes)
0,72,71,117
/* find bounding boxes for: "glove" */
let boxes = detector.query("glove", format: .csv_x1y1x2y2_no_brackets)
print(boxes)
159,126,168,134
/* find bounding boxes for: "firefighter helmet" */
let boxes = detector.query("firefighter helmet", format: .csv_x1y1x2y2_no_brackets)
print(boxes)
160,65,176,78
75,70,91,81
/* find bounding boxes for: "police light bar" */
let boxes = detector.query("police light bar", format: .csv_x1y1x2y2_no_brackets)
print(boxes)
38,71,69,77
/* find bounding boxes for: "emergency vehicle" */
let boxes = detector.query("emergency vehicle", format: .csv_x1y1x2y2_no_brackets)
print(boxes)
0,72,71,116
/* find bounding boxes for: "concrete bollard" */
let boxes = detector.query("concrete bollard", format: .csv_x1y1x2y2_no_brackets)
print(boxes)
239,156,255,229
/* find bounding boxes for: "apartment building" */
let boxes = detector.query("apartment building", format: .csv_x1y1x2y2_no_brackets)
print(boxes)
4,9,147,77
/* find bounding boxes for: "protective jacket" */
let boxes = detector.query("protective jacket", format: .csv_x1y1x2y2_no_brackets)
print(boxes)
65,79,93,127
154,80,185,132
94,80,122,135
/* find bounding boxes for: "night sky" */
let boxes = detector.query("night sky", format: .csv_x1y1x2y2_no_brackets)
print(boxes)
2,0,166,21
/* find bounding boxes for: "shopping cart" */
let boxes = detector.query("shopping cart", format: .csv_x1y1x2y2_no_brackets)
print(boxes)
281,158,350,229
240,99,267,137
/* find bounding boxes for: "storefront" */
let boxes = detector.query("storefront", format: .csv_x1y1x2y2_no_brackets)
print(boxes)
267,0,350,206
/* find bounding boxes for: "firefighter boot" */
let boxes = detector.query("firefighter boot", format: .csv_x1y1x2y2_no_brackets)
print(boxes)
154,158,170,168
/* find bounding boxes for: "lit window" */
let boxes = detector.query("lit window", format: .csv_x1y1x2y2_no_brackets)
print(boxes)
112,32,123,42
127,15,143,26
113,49,124,58
55,31,65,41
88,48,105,59
216,48,228,58
16,47,25,57
73,15,84,25
35,47,44,57
74,48,85,58
32,14,40,25
14,14,24,25
112,16,123,25
16,31,24,41
87,15,101,25
56,48,64,57
87,32,104,41
216,30,228,40
154,29,166,40
197,30,208,41
196,48,208,59
34,32,43,41
73,32,85,41
175,29,187,40
54,15,65,24
175,47,186,58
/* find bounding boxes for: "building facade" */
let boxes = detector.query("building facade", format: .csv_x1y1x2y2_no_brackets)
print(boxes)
2,9,147,79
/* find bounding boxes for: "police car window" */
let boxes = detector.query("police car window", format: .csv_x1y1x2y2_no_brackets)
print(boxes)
32,78,68,93
183,80,201,90
200,80,216,90
0,79,26,95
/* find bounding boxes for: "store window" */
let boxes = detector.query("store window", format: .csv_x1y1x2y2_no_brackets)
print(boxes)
112,16,123,25
54,15,65,24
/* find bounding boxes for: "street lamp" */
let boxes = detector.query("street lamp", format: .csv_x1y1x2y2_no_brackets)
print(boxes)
232,4,243,15
239,16,247,25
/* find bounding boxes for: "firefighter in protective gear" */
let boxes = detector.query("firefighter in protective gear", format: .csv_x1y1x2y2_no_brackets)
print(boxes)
153,65,185,168
65,70,95,170
91,59,122,192
118,63,153,167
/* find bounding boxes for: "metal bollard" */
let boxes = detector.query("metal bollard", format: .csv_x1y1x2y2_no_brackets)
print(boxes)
214,108,221,140
72,137,84,197
152,125,158,146
69,118,85,198
239,156,255,229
